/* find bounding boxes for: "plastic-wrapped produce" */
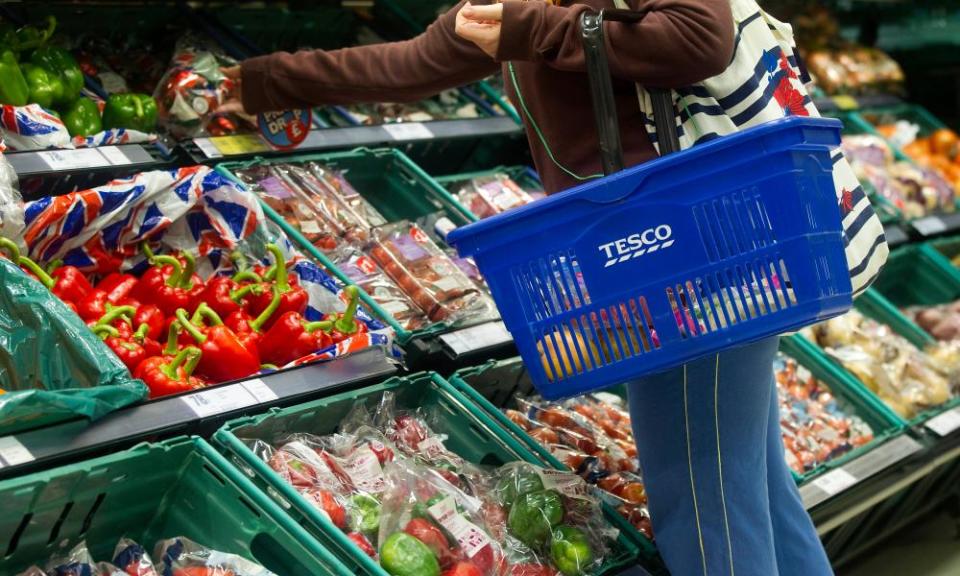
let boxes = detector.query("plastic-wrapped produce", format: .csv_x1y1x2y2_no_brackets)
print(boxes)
154,34,244,139
334,247,430,331
369,221,496,325
841,134,955,218
805,309,959,418
774,355,874,474
0,144,25,247
454,173,536,219
503,394,652,539
335,89,480,125
155,537,276,576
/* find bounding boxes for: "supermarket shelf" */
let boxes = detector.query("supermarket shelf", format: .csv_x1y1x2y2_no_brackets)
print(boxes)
184,117,523,163
406,320,519,374
6,142,173,179
801,433,924,510
908,211,960,240
0,348,397,479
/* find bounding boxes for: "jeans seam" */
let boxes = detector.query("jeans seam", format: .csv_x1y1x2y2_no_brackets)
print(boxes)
684,364,709,576
715,354,736,576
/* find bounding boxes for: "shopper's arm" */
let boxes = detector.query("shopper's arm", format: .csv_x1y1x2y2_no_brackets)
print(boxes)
239,1,500,113
496,0,734,88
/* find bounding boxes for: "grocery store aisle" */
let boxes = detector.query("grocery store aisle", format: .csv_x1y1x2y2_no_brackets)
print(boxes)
840,510,960,576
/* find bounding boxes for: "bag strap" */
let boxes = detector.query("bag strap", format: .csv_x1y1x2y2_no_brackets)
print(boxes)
580,6,680,176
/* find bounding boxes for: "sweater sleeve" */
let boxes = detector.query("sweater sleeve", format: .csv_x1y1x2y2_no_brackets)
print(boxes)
497,0,734,89
240,1,500,113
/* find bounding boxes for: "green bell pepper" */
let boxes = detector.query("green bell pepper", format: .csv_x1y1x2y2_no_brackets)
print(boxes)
20,63,63,109
62,97,102,137
346,493,381,534
495,467,545,507
507,489,564,548
379,532,441,576
0,49,28,106
101,93,158,133
550,526,595,576
14,16,56,53
31,45,82,105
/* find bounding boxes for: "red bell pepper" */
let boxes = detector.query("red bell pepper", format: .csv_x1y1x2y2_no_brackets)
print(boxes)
46,262,94,305
327,285,367,343
134,304,165,341
224,284,283,353
14,251,93,306
92,323,154,371
89,304,137,337
136,254,198,317
248,244,308,329
175,307,261,382
98,272,140,305
134,346,204,398
77,289,111,322
259,312,333,367
198,276,262,318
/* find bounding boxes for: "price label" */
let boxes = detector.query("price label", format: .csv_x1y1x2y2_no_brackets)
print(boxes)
811,468,857,496
210,134,271,156
925,406,960,436
439,321,511,357
193,138,223,159
382,122,434,141
97,146,132,166
913,216,948,236
181,378,279,418
0,436,33,468
38,148,111,170
831,95,859,110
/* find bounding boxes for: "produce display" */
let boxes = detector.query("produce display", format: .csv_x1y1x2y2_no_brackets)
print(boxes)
803,309,960,419
877,124,960,191
794,7,904,96
0,17,159,149
501,393,652,540
251,391,614,575
14,166,389,397
233,161,497,329
16,536,275,576
774,354,874,475
841,134,956,218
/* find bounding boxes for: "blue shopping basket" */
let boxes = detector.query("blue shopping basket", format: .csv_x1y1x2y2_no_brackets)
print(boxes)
447,10,852,400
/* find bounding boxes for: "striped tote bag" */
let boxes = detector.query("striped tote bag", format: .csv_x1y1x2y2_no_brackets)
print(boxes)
614,0,888,295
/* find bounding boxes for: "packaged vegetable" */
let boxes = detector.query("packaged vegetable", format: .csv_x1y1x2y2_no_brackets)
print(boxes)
806,309,959,418
774,354,874,474
0,103,72,150
369,221,496,324
112,537,159,576
154,34,244,139
453,173,535,219
154,537,276,576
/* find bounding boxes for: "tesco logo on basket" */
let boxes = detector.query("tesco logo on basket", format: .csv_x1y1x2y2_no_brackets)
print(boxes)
599,225,675,268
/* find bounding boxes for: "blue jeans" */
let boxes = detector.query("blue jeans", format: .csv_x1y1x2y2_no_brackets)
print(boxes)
627,337,833,576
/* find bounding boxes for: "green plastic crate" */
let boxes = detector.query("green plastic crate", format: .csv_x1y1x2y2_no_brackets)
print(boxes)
447,337,904,489
857,103,949,137
872,243,960,309
216,148,481,344
213,372,647,576
931,234,960,264
0,437,352,576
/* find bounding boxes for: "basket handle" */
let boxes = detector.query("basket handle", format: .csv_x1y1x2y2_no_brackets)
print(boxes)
580,9,680,176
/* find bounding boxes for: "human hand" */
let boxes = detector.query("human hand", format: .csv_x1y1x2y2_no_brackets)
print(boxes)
455,2,503,59
217,65,245,114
